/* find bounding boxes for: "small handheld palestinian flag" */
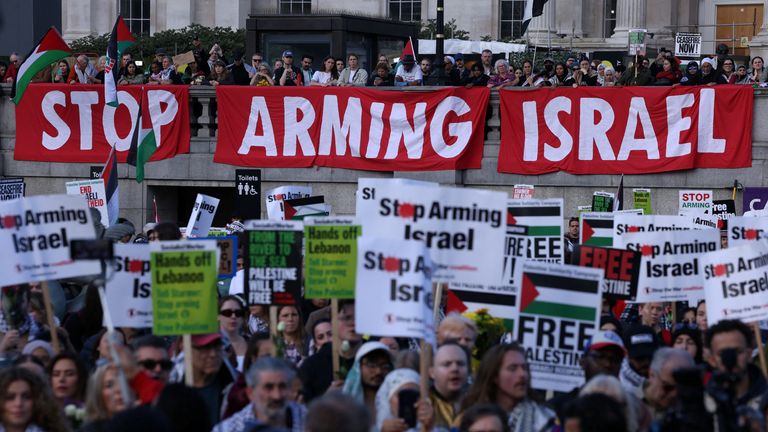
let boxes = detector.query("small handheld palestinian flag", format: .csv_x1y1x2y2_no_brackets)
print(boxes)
105,16,136,107
12,27,71,105
126,103,157,183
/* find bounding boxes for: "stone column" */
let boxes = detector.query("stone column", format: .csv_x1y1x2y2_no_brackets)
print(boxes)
62,0,92,41
527,1,557,48
165,0,194,31
610,0,647,45
748,5,768,61
215,0,251,29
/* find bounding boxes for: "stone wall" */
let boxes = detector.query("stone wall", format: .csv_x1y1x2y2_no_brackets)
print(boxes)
1,83,766,226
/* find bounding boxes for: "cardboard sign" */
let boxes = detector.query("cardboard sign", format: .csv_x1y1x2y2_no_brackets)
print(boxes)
243,220,303,305
619,230,720,302
356,179,506,287
591,192,614,212
0,178,25,201
191,236,238,278
355,236,435,345
580,212,614,247
0,195,99,285
629,29,647,56
701,241,768,325
512,185,535,200
515,261,603,392
66,179,109,227
304,218,361,299
265,186,312,220
712,199,736,230
633,188,651,215
235,169,261,220
172,51,195,68
679,190,712,215
150,240,219,335
728,216,768,247
743,187,768,217
573,245,641,301
185,194,220,238
106,243,152,328
284,196,331,220
675,33,702,58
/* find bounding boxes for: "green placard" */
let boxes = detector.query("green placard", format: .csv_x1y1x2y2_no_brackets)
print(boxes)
151,250,218,335
304,225,361,298
633,188,652,215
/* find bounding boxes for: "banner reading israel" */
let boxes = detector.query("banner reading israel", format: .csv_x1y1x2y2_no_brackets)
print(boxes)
0,194,99,285
498,86,753,174
515,261,603,392
356,179,506,288
729,216,768,247
701,241,768,325
214,86,490,171
619,230,720,302
14,84,190,163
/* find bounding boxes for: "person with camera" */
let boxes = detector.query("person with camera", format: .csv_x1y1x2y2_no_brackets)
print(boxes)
274,50,302,86
704,319,767,430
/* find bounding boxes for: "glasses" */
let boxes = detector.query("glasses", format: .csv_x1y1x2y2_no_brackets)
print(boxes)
362,361,392,372
252,58,262,62
220,309,244,318
138,359,174,371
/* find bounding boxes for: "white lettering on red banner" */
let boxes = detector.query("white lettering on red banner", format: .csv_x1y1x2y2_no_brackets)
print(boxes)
15,84,190,163
498,86,753,174
214,87,490,171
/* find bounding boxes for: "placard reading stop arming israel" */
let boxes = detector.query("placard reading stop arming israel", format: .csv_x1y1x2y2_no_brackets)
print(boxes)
701,241,768,325
354,236,435,345
0,194,99,285
105,243,152,328
728,216,768,247
356,179,506,287
619,230,720,302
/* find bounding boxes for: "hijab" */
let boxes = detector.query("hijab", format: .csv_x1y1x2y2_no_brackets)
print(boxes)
374,368,420,431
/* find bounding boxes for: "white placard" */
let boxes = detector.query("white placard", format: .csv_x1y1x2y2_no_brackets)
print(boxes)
66,179,109,227
265,186,312,220
620,230,720,302
675,33,702,58
679,189,713,216
185,194,220,238
105,243,152,328
728,216,768,247
0,195,99,285
356,179,506,286
614,214,712,239
701,241,768,325
355,236,435,345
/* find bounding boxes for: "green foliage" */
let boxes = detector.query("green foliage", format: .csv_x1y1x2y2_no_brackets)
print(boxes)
508,50,583,70
419,19,470,40
69,24,245,65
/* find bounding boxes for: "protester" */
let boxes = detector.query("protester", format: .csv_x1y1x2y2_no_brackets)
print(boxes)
275,50,302,86
395,55,423,86
338,54,368,87
299,54,314,86
562,393,628,432
183,333,235,425
276,305,306,365
458,403,510,432
368,62,394,87
218,295,248,370
621,325,660,399
563,217,579,263
671,325,703,364
155,383,212,432
748,56,767,83
579,374,640,431
132,335,172,384
429,342,470,428
305,392,370,432
462,343,555,432
374,368,433,432
117,60,144,84
461,63,490,88
0,367,69,432
227,51,250,85
342,341,393,423
643,347,695,423
53,60,70,84
311,56,339,86
48,351,87,409
82,364,131,431
213,357,306,432
249,64,274,86
480,49,493,76
436,313,477,351
487,60,517,89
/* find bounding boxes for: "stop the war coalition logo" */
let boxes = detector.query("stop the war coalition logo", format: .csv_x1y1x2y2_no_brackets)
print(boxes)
355,237,435,345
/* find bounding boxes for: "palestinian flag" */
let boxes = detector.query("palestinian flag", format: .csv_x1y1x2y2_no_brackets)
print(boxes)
100,145,119,226
126,106,157,183
521,0,550,35
284,196,330,220
105,16,136,107
448,286,517,323
12,27,71,105
580,212,614,247
520,270,600,322
401,37,416,60
507,201,562,236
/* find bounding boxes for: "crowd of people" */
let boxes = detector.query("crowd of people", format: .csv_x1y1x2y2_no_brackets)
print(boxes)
0,212,761,432
3,38,766,90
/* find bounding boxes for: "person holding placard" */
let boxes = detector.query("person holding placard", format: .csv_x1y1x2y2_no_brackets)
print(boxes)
374,368,434,432
218,296,248,371
276,306,307,366
461,344,555,432
429,343,470,429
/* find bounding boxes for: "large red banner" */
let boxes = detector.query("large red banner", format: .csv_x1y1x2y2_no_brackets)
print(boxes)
14,84,190,163
498,85,753,175
214,86,490,171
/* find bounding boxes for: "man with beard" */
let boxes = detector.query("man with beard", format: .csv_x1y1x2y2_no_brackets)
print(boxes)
214,357,306,432
429,343,470,428
341,341,393,425
563,217,579,263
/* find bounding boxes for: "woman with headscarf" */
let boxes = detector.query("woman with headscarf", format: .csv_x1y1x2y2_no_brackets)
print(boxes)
374,368,434,432
342,341,393,425
677,61,700,86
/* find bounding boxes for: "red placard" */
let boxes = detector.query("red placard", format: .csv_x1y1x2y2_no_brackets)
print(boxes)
498,85,753,175
14,84,190,163
213,86,490,171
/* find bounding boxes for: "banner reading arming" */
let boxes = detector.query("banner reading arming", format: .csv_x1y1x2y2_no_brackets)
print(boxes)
214,86,490,171
15,84,190,163
498,86,753,174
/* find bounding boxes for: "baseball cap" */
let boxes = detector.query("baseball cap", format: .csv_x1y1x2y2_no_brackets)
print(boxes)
584,330,627,356
191,333,223,347
454,53,464,60
543,57,554,64
282,50,294,58
623,325,660,359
